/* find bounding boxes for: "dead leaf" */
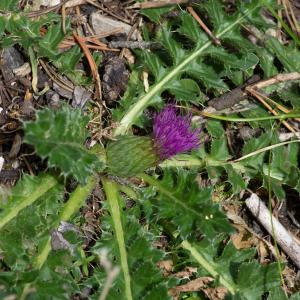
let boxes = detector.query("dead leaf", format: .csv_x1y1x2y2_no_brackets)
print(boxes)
173,266,198,278
169,277,213,299
157,260,173,276
203,287,228,300
231,224,254,249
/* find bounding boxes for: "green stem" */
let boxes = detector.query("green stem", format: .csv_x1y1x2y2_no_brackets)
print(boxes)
159,155,204,168
138,173,237,294
114,5,258,136
117,184,138,201
139,173,210,219
33,176,96,269
181,240,237,295
202,113,300,122
0,175,58,230
102,178,133,300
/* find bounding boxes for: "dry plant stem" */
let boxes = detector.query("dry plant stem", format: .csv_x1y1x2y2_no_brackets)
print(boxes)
246,87,296,133
187,6,221,45
119,19,140,59
39,59,74,93
245,193,300,269
278,132,300,141
128,0,190,9
73,33,102,104
282,0,295,33
277,0,283,41
249,72,300,89
282,0,300,36
61,4,67,34
287,1,300,36
25,0,72,18
98,249,120,300
253,89,300,123
85,0,131,24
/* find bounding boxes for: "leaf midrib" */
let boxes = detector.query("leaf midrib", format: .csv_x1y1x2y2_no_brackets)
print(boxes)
114,5,258,136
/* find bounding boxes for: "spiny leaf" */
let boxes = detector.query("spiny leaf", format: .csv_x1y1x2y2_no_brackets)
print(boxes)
24,105,102,183
233,261,281,299
0,180,64,266
0,174,58,230
182,238,281,299
0,0,18,10
114,2,268,134
0,10,87,85
140,170,234,239
241,132,272,170
266,37,300,72
0,175,94,299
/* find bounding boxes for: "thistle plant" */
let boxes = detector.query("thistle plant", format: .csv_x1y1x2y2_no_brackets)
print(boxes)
2,0,300,299
106,105,201,177
152,105,200,160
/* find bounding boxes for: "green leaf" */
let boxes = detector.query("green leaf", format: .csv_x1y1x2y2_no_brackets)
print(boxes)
166,78,201,101
234,261,281,299
141,6,174,23
225,165,246,193
206,120,225,138
182,238,281,299
55,45,83,73
0,0,18,10
140,170,234,239
268,287,288,300
241,132,272,170
0,181,64,266
290,293,300,300
266,37,300,72
0,174,58,230
208,138,231,162
114,2,264,135
24,105,101,183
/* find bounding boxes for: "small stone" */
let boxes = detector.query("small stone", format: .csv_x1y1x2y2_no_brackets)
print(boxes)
72,86,92,108
102,57,129,103
90,13,139,40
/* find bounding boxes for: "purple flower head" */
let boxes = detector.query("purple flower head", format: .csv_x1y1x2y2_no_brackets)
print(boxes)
153,105,201,160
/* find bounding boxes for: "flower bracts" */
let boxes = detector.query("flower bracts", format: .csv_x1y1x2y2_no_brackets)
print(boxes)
106,105,201,177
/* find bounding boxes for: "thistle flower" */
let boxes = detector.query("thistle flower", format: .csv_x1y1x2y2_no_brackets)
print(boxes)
153,105,200,160
106,105,201,177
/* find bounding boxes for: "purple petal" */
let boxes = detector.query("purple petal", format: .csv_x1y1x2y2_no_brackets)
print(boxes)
153,105,201,160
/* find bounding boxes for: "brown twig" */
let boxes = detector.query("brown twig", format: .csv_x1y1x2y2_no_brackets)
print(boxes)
282,0,300,37
251,89,300,123
248,72,300,90
73,33,102,101
25,0,71,18
208,75,260,110
128,0,190,9
73,32,103,134
187,6,221,45
119,19,140,59
86,0,131,24
246,193,300,270
61,3,67,34
246,87,296,133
